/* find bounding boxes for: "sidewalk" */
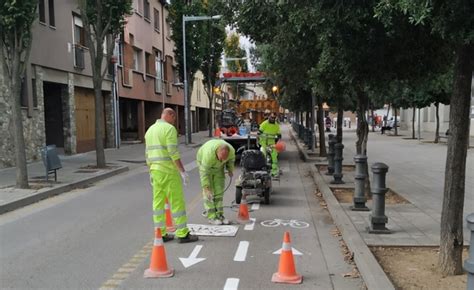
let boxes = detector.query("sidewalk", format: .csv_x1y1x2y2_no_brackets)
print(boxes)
0,130,212,214
290,126,473,289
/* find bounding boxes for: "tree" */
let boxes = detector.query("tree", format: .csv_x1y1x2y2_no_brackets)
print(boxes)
168,0,225,138
77,0,132,168
0,0,38,188
223,33,248,100
376,0,474,275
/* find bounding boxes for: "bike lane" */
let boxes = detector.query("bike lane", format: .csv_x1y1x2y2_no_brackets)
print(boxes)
109,126,364,290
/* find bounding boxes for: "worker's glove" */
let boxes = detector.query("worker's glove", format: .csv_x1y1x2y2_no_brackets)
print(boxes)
204,188,213,201
228,171,234,178
180,171,189,187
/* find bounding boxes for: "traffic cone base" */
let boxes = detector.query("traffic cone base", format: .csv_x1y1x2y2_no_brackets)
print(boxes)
144,228,174,279
144,267,174,278
271,232,303,284
271,272,302,284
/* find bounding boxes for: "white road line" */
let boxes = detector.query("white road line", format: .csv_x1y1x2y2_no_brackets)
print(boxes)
184,160,198,171
244,218,256,231
233,241,249,262
223,278,240,290
251,203,260,210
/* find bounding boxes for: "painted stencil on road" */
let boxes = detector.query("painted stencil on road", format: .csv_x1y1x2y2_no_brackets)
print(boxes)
188,224,239,236
260,219,310,229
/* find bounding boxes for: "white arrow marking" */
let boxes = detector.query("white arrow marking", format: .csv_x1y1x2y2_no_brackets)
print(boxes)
179,245,206,268
223,278,239,290
234,241,249,262
251,203,260,210
272,247,303,256
244,218,256,231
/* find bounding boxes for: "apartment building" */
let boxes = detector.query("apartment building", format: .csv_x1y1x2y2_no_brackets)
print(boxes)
117,0,185,142
0,0,114,168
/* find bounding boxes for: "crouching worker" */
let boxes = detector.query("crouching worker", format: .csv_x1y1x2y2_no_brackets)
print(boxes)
197,140,235,225
145,108,198,243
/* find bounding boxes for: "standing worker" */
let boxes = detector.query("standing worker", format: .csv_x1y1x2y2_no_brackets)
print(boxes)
259,112,281,177
145,108,198,243
197,139,235,225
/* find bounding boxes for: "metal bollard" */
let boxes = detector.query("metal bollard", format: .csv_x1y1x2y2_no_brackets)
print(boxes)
326,134,336,175
351,155,369,211
368,163,391,234
331,143,344,184
465,213,474,290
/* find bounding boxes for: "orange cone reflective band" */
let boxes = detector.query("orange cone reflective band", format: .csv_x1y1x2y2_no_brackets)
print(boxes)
144,228,174,278
165,198,175,232
237,195,250,224
271,231,303,284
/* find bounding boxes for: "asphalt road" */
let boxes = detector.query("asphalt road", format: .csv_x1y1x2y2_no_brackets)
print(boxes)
0,130,364,290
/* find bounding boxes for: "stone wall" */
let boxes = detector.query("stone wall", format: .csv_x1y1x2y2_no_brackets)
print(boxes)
0,65,46,168
62,72,76,154
104,93,116,148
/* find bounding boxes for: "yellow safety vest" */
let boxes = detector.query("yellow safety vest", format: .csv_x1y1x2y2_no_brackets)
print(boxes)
259,120,280,146
144,119,180,173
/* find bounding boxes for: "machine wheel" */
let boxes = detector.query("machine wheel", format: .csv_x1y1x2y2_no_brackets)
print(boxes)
264,187,270,205
235,186,242,204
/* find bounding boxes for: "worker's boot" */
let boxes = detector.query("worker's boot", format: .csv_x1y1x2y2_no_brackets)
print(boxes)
178,233,199,243
208,218,223,225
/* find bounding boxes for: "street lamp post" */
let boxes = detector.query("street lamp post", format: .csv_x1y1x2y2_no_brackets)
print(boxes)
182,14,221,145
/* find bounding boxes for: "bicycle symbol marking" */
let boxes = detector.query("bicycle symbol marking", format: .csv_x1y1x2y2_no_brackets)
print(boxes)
260,219,310,229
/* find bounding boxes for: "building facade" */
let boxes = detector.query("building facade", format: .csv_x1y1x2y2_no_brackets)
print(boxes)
117,0,184,142
0,0,114,168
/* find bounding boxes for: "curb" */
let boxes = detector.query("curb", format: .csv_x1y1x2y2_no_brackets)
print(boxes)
0,166,129,215
288,128,325,162
311,167,395,290
290,130,395,290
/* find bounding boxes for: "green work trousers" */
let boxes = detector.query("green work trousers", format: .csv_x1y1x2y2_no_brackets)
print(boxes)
261,145,279,175
150,169,189,238
202,172,225,220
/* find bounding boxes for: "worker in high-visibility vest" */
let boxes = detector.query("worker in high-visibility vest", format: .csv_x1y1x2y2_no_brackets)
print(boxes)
145,108,198,243
197,139,235,225
258,112,281,177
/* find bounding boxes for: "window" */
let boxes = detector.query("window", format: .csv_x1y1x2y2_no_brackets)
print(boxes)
145,52,152,74
135,0,143,15
144,0,150,20
153,9,160,31
73,16,85,46
39,0,46,23
133,48,142,71
166,18,171,37
48,0,55,27
154,49,163,93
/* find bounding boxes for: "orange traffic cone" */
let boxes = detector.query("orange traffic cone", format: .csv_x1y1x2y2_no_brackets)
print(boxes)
144,228,174,278
214,128,221,137
165,198,175,233
271,232,303,284
237,194,250,224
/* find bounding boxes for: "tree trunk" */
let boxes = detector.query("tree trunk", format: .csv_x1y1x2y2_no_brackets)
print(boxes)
411,107,416,139
438,43,472,276
336,106,343,143
371,107,375,132
356,93,371,198
94,78,106,168
10,51,29,188
434,102,440,143
316,97,327,157
208,94,214,137
393,107,398,136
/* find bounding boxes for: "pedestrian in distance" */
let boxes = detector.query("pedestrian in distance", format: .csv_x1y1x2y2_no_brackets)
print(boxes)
145,108,198,243
197,139,235,225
